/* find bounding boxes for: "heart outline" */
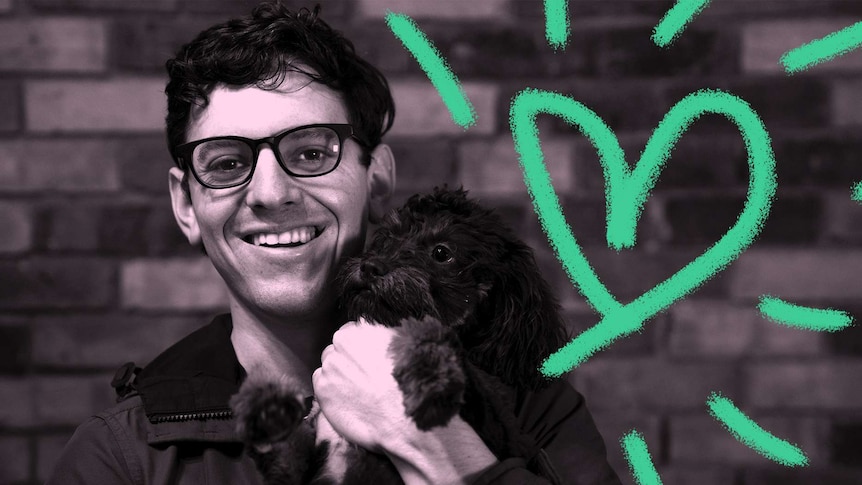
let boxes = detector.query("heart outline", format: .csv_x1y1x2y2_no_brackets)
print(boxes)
509,88,777,377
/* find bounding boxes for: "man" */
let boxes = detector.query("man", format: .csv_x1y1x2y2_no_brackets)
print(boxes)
47,3,621,484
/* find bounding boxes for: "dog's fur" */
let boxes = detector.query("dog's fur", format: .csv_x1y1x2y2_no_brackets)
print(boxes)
230,187,568,484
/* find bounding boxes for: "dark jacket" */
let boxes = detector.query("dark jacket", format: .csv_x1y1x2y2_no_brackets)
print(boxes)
46,315,621,485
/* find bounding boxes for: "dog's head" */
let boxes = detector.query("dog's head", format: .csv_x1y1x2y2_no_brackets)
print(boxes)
337,187,567,389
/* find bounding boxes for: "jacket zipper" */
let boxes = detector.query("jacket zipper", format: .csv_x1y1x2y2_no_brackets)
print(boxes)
150,409,233,423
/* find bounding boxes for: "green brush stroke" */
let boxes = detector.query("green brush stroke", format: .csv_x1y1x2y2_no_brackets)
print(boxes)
781,21,862,73
385,11,476,128
652,0,711,47
621,430,663,485
852,182,862,202
509,88,776,376
707,392,810,467
758,296,853,332
544,0,570,50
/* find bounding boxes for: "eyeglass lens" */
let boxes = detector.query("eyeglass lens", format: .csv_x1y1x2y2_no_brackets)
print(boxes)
191,126,343,187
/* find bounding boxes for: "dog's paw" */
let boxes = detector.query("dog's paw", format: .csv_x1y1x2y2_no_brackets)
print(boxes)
230,373,309,451
389,317,466,430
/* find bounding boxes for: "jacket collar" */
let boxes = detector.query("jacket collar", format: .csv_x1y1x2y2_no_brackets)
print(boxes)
137,314,245,424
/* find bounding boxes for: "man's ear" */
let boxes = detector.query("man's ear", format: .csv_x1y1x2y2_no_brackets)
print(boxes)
168,167,203,247
366,144,396,223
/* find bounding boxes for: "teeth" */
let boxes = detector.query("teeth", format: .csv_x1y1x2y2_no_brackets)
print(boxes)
251,227,317,246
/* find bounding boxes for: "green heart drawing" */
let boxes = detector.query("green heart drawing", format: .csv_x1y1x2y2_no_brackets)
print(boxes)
509,88,777,377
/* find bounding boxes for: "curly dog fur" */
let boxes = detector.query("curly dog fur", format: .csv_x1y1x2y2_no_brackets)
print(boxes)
230,187,568,484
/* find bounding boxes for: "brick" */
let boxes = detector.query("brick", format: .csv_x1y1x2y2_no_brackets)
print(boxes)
417,24,553,79
0,436,30,482
25,78,165,133
32,315,202,368
748,362,862,410
823,191,862,244
548,80,667,133
118,136,174,194
0,18,106,72
651,134,747,190
386,138,457,193
144,203,201,257
572,358,740,411
121,257,229,310
582,27,738,78
97,204,153,256
112,17,216,71
588,411,661,475
0,378,34,427
33,375,114,426
559,196,611,247
742,19,862,74
742,467,862,485
730,250,862,301
826,312,862,355
0,258,115,310
347,21,413,75
0,201,32,253
388,81,498,136
41,202,99,252
665,77,831,131
0,322,30,373
0,80,19,131
833,79,862,126
581,247,727,301
658,466,735,485
669,300,759,357
457,137,574,197
773,130,862,186
32,0,176,10
669,415,828,464
0,140,120,192
664,193,821,245
37,433,73,483
832,421,862,467
358,0,510,19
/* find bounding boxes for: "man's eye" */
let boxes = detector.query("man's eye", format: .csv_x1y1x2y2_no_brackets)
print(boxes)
206,157,246,172
431,244,454,263
298,149,324,162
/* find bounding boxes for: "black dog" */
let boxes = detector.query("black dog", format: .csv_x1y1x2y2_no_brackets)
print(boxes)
231,187,568,484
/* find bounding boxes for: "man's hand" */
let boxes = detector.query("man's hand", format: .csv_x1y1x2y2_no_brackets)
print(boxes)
312,321,407,450
312,321,498,485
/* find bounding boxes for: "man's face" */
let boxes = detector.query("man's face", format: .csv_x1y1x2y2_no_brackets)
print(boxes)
168,77,394,322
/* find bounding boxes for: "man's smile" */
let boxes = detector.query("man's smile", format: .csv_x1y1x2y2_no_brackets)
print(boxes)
242,226,323,248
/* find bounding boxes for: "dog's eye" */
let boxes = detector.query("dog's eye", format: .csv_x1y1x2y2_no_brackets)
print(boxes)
431,244,454,263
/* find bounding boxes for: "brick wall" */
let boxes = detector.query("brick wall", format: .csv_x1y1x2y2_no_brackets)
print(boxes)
1,0,861,483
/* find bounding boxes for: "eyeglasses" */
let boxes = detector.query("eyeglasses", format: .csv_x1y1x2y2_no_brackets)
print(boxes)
172,123,367,189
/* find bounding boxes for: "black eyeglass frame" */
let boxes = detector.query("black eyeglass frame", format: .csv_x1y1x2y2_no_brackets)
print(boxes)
171,123,369,189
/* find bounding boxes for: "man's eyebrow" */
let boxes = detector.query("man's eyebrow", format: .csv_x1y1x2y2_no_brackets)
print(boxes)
195,138,248,160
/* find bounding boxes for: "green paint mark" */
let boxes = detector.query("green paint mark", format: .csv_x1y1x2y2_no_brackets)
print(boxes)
385,11,476,128
707,392,810,467
621,430,663,485
852,182,862,202
781,21,862,73
652,0,711,47
544,0,570,50
509,88,777,377
758,296,853,332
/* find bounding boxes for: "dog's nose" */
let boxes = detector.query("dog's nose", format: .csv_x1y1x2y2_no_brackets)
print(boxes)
360,260,387,279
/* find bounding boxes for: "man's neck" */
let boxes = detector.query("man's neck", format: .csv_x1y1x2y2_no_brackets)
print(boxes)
228,299,341,395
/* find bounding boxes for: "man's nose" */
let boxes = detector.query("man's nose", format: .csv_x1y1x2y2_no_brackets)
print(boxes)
244,146,302,209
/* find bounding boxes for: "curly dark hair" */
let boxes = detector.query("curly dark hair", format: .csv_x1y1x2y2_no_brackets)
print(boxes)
164,2,395,166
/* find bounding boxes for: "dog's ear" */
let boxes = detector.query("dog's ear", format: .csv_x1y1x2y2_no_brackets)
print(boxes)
468,241,569,390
